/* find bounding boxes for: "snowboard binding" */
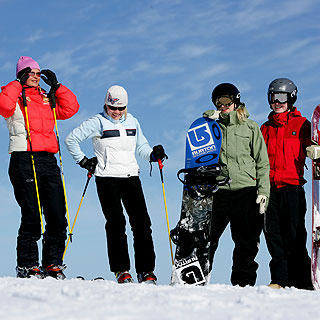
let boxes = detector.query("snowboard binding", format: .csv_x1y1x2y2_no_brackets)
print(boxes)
177,164,230,200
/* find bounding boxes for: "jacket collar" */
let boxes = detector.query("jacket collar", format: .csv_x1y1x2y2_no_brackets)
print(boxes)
22,85,46,96
268,107,301,127
101,110,125,124
219,103,249,125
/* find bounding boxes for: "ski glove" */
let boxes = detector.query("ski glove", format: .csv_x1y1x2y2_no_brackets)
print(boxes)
256,195,267,214
79,156,98,174
16,67,31,86
150,145,167,162
41,69,61,92
306,145,320,160
203,109,221,120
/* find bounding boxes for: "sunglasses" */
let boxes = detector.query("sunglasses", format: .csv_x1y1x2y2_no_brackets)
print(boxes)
107,105,126,111
270,93,288,104
215,96,234,108
28,71,41,77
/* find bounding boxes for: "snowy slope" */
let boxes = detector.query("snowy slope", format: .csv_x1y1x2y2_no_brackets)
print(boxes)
0,277,318,320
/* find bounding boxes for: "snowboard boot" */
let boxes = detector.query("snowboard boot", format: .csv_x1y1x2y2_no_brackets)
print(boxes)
16,266,44,279
43,264,67,280
137,271,157,285
268,283,283,289
115,271,134,284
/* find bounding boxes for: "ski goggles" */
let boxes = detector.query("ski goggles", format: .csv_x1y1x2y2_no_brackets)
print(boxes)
215,96,234,108
270,93,288,104
107,105,127,111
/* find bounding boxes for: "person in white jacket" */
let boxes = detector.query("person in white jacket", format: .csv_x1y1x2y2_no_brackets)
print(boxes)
65,85,166,284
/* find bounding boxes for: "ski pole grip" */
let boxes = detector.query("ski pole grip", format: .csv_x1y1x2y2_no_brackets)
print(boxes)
22,89,27,107
158,159,164,170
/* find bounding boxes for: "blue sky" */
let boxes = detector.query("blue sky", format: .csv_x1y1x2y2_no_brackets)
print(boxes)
0,0,319,284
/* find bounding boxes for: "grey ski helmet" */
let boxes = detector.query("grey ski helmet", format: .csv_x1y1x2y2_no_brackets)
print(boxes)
267,78,297,106
211,83,241,108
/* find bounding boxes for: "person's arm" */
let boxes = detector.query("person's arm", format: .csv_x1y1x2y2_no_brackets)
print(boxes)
64,116,101,163
40,69,80,119
53,85,80,119
135,119,153,160
0,81,22,118
302,120,320,160
251,122,270,199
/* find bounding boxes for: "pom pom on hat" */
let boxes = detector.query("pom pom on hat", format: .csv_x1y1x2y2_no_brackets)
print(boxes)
16,56,40,76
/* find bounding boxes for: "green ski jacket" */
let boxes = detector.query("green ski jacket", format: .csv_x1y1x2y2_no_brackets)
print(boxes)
217,105,270,198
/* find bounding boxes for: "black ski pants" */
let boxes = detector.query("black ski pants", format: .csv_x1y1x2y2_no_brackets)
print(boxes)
95,176,156,274
209,187,263,286
264,185,312,289
9,152,67,268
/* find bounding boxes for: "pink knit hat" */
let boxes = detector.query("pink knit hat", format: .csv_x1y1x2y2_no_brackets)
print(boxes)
16,56,40,76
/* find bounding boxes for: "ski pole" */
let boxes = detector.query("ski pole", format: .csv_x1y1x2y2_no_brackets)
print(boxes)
63,172,93,260
22,89,45,235
50,95,73,242
157,159,174,265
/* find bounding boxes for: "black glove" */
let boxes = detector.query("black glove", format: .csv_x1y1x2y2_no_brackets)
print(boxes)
41,69,60,92
78,156,98,174
16,67,31,86
150,145,167,162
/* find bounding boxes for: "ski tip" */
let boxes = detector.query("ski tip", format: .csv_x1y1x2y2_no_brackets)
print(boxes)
92,277,105,281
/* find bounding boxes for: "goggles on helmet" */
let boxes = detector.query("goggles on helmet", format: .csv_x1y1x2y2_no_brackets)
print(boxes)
215,96,234,108
270,93,288,104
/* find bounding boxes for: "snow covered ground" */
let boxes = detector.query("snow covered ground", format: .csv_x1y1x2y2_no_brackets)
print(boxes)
0,277,318,320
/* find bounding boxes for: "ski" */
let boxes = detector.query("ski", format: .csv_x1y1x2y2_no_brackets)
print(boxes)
170,117,229,285
311,104,320,290
75,276,105,281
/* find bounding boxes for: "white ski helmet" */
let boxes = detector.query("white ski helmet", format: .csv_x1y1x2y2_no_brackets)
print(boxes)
104,85,128,107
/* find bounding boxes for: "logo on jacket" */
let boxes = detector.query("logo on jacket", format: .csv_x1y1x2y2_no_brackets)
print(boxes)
292,131,297,136
42,96,50,104
107,93,119,105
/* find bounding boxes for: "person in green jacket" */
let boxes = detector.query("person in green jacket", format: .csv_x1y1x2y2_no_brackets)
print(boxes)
203,83,270,286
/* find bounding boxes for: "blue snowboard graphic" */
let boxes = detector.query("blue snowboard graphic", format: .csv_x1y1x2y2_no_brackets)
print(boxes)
185,117,222,170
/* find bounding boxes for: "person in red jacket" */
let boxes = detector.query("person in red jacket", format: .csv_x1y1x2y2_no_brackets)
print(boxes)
0,56,79,279
261,78,313,289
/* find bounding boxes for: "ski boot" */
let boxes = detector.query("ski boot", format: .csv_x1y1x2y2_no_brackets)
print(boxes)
16,266,44,279
43,264,67,280
137,272,157,285
115,271,134,284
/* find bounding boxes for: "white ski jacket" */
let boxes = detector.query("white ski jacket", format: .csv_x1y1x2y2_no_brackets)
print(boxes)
65,111,152,178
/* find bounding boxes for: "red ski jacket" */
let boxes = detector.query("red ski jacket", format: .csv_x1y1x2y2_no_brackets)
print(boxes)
261,107,311,188
0,80,79,153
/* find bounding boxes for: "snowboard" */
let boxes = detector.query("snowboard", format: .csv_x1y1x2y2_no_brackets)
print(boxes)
170,117,229,285
311,105,320,290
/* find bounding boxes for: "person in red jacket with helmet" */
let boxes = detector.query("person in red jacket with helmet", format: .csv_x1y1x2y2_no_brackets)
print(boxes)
261,78,313,289
0,56,79,279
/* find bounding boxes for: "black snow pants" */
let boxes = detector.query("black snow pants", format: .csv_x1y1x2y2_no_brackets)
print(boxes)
9,151,67,268
209,187,263,286
95,176,156,274
264,185,312,289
